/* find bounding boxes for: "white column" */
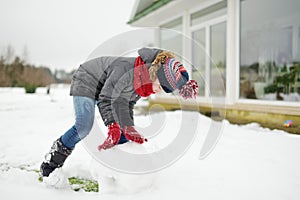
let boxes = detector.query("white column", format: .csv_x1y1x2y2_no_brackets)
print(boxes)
226,0,240,104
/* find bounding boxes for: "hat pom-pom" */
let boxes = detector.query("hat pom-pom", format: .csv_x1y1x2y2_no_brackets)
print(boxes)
179,80,198,99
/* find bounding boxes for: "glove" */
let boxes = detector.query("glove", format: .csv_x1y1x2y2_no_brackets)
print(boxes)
123,126,148,144
98,122,121,150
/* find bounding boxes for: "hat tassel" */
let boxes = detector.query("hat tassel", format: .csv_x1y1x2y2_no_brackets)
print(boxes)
179,80,198,99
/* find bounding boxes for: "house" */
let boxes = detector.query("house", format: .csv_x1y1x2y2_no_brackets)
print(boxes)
128,0,300,133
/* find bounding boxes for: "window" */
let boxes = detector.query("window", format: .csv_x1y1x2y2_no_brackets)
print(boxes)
240,0,300,102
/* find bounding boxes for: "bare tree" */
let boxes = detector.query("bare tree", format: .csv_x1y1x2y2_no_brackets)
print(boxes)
22,45,29,64
4,44,15,64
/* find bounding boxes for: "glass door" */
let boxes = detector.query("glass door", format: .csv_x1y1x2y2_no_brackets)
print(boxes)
191,18,226,98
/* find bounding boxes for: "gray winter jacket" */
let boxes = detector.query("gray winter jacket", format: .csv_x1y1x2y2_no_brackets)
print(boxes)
70,48,162,128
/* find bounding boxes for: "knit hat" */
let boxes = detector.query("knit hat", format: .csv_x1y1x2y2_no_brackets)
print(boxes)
157,58,198,99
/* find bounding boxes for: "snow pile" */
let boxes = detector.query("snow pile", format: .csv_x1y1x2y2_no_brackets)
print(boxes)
90,149,157,195
0,87,300,200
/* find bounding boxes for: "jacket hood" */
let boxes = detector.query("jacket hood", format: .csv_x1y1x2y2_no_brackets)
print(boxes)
138,48,162,64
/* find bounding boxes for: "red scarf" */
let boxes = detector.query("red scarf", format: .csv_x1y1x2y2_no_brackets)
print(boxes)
134,56,154,97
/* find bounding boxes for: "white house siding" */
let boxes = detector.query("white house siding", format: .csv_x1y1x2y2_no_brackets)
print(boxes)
129,0,300,117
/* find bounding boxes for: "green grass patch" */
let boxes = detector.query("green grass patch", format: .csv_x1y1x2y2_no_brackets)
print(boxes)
38,175,43,182
68,177,99,192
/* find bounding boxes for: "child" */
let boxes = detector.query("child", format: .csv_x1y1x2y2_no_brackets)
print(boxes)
40,47,198,177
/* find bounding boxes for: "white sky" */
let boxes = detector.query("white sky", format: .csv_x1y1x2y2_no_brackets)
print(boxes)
0,0,136,71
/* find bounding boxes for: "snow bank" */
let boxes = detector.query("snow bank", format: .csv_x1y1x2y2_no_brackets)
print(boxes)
0,87,300,200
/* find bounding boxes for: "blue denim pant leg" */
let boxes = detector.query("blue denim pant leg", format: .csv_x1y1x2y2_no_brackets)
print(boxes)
61,96,95,149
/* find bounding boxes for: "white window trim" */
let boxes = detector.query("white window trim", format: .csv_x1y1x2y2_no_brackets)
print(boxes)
189,0,226,16
237,98,300,107
190,15,227,32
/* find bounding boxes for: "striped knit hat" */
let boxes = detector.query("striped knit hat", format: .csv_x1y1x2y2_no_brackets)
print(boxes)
157,58,198,99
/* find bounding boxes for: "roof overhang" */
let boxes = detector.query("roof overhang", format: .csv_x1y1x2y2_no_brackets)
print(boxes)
128,0,214,27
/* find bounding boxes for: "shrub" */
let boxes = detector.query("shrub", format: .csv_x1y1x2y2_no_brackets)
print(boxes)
24,83,37,93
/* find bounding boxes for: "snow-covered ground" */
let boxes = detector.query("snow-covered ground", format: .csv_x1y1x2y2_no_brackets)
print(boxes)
0,86,300,200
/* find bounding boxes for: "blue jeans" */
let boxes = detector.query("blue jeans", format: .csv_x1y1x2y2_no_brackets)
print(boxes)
61,96,128,149
61,96,95,149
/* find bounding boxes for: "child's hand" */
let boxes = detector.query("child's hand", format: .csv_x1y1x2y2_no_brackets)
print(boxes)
98,122,121,150
123,126,148,144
